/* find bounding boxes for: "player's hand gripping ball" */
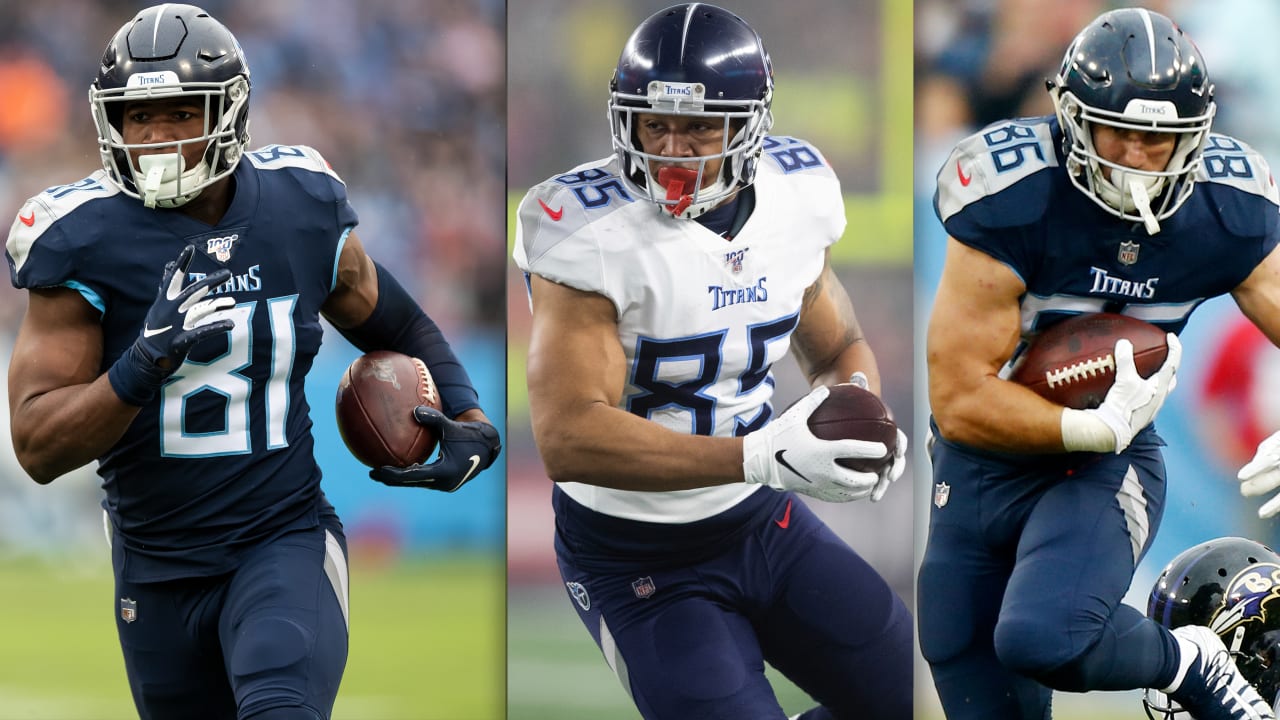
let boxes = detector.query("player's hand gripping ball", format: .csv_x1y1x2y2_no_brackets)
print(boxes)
806,383,900,472
335,351,442,468
1010,313,1169,410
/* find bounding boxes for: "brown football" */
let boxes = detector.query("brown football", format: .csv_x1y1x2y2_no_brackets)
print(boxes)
1009,313,1169,410
807,384,899,472
335,351,441,468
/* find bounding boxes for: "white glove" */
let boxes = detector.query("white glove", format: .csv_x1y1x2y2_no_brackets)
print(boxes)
1063,334,1181,454
870,427,909,502
846,371,907,501
1239,432,1280,518
742,385,890,503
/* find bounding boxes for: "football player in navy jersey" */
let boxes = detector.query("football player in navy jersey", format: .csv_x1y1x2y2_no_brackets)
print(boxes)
919,8,1280,720
4,5,499,719
514,5,910,719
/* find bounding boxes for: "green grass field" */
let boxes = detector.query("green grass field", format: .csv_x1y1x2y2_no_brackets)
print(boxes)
507,586,814,719
0,550,503,720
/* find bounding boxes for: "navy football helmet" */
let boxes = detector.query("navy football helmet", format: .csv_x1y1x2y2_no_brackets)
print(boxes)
1046,8,1214,234
90,4,251,208
609,4,773,218
1144,537,1280,718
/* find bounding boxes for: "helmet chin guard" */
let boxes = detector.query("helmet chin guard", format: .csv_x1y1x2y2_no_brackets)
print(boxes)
136,152,211,209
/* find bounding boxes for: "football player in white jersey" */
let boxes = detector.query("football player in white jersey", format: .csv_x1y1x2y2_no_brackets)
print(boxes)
513,5,910,719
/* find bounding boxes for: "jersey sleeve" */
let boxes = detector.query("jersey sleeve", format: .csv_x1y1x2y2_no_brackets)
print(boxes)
933,118,1059,281
245,144,359,232
6,174,118,310
757,135,846,250
1199,134,1280,272
513,177,612,301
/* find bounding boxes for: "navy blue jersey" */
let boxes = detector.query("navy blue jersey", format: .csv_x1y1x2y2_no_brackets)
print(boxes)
6,145,357,582
935,116,1280,342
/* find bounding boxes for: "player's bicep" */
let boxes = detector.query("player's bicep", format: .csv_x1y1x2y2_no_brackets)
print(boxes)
525,275,626,434
9,288,104,416
927,237,1025,408
1232,244,1280,347
320,229,379,329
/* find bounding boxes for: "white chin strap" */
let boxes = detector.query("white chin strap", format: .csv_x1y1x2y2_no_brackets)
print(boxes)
135,153,209,209
1093,165,1164,235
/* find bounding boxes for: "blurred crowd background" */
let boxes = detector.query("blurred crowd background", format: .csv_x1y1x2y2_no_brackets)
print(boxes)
507,0,913,716
0,1,507,717
914,1,1280,717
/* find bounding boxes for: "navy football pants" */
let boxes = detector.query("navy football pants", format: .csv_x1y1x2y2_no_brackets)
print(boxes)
111,517,350,720
918,433,1181,719
555,487,912,719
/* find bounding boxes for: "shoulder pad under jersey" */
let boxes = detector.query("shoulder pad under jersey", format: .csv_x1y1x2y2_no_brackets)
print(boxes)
245,144,347,185
7,172,118,278
935,117,1059,231
758,135,838,180
1197,133,1280,239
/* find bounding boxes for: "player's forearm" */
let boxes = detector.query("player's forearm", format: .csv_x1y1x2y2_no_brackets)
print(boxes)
807,338,880,394
929,375,1069,453
11,376,140,483
533,402,744,490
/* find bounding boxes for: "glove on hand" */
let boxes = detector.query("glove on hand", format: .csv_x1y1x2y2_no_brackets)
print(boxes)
108,245,235,406
1239,431,1280,519
870,427,909,502
1081,334,1182,454
743,385,891,503
370,406,502,492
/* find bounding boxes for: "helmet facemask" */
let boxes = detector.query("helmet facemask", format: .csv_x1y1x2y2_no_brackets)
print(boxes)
610,79,773,219
606,78,768,217
90,74,250,209
1052,86,1214,235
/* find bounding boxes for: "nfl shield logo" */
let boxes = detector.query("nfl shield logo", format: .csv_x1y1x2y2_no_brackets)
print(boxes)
631,576,657,599
934,482,951,509
120,597,138,623
1117,241,1140,266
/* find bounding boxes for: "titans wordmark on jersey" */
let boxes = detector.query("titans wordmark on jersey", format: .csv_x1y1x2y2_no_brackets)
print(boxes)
935,116,1280,373
6,144,357,582
515,136,845,523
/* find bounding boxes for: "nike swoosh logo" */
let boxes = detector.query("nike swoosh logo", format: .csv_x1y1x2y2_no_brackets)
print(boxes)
142,324,171,338
460,454,482,483
774,450,814,484
774,499,793,529
18,212,34,227
537,199,564,221
956,160,972,187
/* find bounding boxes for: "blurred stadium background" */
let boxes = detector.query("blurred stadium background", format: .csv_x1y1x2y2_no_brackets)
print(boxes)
0,1,506,718
507,1,913,717
915,0,1280,717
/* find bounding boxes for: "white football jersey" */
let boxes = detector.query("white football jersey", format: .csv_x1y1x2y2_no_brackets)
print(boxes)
515,136,844,523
